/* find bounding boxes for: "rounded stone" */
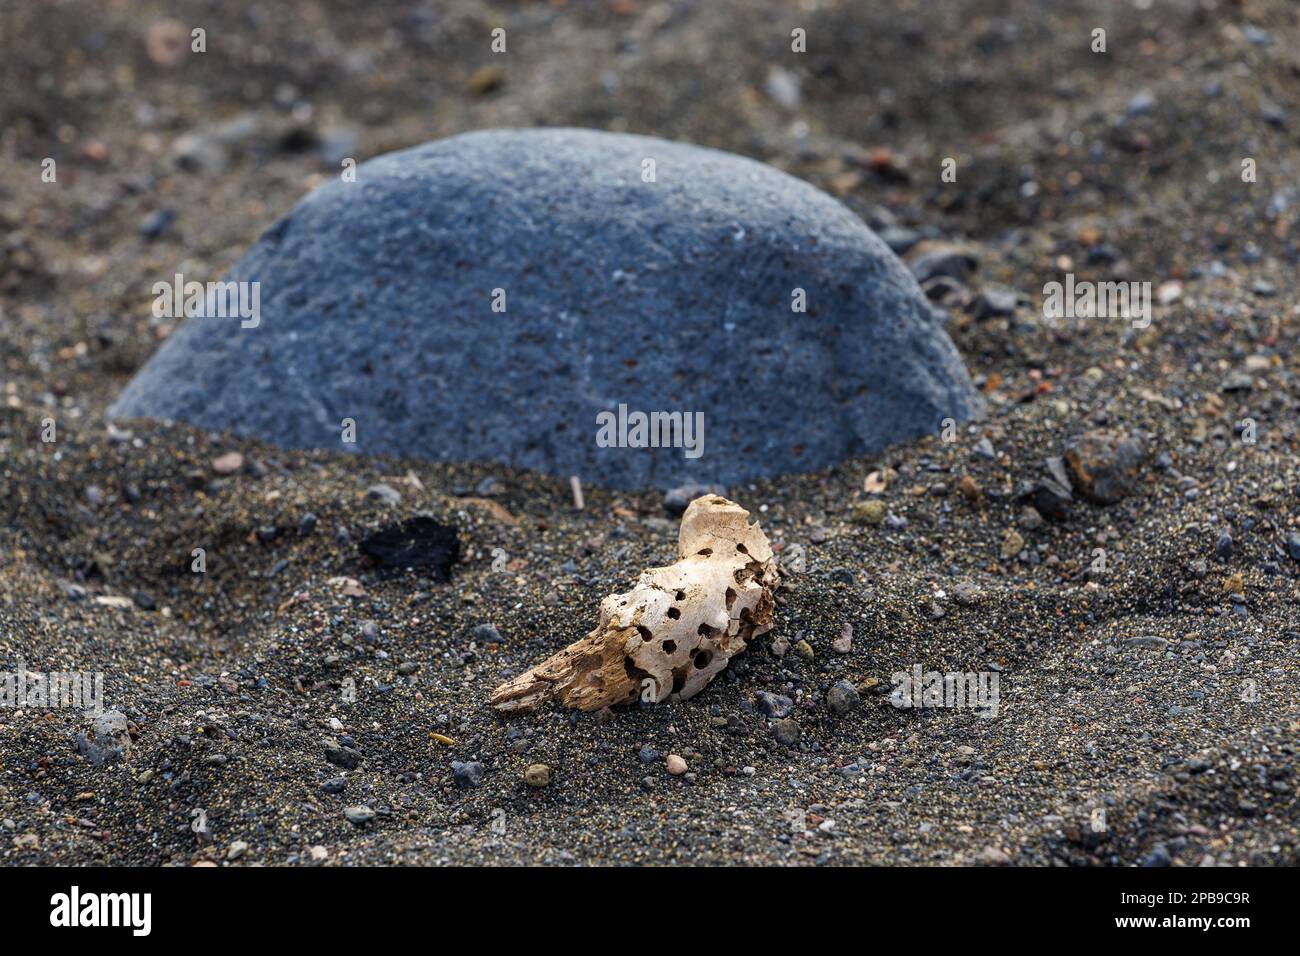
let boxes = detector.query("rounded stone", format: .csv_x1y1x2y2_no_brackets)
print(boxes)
110,128,981,489
83,710,132,766
773,717,801,747
826,679,860,714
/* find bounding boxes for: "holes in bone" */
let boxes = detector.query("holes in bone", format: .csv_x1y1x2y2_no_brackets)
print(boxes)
697,548,713,556
636,625,653,641
675,590,686,601
666,607,680,620
736,543,748,555
693,650,713,669
725,587,737,610
672,668,688,693
697,623,718,638
623,656,651,687
662,640,677,654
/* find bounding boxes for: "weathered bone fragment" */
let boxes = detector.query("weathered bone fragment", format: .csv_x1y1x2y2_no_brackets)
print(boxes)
490,496,779,714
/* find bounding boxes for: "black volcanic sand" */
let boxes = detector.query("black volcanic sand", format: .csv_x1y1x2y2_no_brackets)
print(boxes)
1,0,1298,865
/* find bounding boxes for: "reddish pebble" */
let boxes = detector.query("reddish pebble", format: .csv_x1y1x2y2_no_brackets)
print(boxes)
211,452,244,475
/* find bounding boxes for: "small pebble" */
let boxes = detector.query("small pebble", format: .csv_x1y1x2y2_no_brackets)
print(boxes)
451,760,484,788
367,483,402,506
826,680,860,715
854,500,886,525
755,691,794,718
211,452,244,475
343,806,375,826
774,718,801,746
1215,531,1233,562
832,623,853,654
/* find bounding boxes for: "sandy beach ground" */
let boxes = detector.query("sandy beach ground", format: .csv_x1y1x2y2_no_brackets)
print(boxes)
1,0,1298,865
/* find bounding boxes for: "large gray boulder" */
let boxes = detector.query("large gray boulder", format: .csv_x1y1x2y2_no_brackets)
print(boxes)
111,128,980,488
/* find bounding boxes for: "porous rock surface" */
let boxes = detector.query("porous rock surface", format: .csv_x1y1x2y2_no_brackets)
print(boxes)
490,495,779,713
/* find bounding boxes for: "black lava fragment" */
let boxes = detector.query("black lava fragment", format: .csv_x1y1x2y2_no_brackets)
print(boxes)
359,516,459,579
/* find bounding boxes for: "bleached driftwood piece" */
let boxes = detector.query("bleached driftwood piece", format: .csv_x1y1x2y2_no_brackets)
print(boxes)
490,495,779,714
